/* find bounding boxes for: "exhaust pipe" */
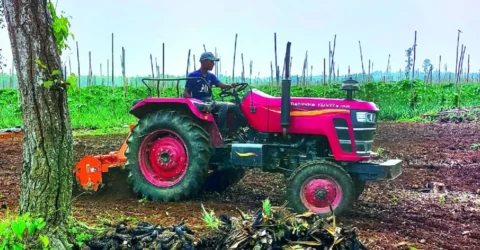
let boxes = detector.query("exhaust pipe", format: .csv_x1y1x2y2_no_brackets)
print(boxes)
281,42,292,137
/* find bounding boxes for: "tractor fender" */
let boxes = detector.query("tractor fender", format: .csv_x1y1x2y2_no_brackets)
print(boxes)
129,98,224,148
130,98,215,121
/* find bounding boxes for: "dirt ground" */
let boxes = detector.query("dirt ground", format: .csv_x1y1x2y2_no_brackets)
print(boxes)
1,121,479,250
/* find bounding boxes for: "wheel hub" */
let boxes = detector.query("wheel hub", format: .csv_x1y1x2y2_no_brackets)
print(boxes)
138,129,189,188
149,137,187,179
302,178,342,211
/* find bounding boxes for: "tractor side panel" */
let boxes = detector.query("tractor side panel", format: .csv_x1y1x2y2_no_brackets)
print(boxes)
240,91,271,132
265,99,369,162
130,98,216,122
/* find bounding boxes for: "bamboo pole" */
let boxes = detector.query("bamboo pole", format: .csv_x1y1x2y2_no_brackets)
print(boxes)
359,41,365,82
122,47,126,96
100,63,103,85
328,41,332,83
215,47,218,76
323,58,326,96
438,55,441,83
270,61,273,86
241,53,245,82
331,35,336,80
112,33,114,94
274,32,279,85
186,49,191,77
467,54,470,82
88,51,92,87
455,29,462,87
249,59,253,85
232,33,238,82
76,41,80,90
411,30,417,82
150,54,155,78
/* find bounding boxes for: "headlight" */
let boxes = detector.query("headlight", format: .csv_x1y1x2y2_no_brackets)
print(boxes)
356,112,375,123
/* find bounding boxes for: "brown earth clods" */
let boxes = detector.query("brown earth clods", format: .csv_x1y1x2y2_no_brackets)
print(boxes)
1,121,479,249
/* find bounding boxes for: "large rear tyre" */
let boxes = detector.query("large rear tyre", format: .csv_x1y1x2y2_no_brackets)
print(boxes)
125,109,211,202
286,160,355,217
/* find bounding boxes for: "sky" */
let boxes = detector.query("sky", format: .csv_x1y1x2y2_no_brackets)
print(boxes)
0,0,478,78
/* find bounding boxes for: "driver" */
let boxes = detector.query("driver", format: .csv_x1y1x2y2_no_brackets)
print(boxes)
183,52,237,135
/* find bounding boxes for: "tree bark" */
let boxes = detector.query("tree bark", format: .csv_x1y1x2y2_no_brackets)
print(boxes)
2,0,73,249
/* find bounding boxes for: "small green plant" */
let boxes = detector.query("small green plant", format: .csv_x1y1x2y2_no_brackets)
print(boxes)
375,147,385,156
69,227,92,248
200,204,220,229
138,197,148,203
439,195,446,203
470,143,480,150
0,210,52,250
262,198,271,216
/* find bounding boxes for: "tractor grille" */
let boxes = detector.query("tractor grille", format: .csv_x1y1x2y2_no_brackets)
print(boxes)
333,110,377,156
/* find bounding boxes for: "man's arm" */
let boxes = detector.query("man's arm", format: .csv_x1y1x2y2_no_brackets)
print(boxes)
216,81,236,90
183,78,194,98
183,88,192,98
211,74,236,90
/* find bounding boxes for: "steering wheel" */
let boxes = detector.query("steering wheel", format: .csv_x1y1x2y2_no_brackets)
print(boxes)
219,82,249,99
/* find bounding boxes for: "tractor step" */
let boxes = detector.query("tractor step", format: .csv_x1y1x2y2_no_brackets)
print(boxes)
345,159,402,181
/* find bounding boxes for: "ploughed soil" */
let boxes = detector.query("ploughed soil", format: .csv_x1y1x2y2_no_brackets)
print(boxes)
1,120,480,249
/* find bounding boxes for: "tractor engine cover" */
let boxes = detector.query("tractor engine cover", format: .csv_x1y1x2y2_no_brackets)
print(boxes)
231,143,264,167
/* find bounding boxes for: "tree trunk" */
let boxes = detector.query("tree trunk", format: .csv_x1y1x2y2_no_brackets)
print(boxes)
2,0,73,249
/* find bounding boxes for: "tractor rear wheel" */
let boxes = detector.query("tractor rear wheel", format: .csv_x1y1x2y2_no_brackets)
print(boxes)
286,160,355,217
125,109,211,202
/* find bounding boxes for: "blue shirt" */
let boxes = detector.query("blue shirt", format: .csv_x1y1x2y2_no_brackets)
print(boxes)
185,70,220,101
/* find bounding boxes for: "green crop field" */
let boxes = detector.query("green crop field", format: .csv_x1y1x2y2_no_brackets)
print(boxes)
0,79,479,132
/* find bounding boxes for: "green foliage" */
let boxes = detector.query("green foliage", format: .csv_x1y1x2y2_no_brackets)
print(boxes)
1,80,480,129
68,227,92,247
0,210,52,250
200,204,220,229
46,1,73,54
262,199,271,216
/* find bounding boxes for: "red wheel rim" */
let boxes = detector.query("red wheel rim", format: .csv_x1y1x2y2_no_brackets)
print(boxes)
300,175,343,214
138,129,188,187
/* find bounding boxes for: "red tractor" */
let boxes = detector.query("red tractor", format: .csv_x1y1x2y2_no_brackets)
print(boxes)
75,43,402,217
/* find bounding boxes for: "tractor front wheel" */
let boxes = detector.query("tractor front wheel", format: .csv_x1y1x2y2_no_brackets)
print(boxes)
125,109,211,202
286,160,355,217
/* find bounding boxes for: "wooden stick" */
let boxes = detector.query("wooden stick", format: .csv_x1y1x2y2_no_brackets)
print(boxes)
411,30,417,82
186,49,191,77
76,41,80,90
232,33,238,82
88,51,92,87
249,59,253,85
359,41,365,81
329,41,332,83
270,61,273,86
331,35,337,80
122,47,126,95
274,32,279,85
455,29,462,85
100,63,104,86
112,33,114,93
467,54,470,82
438,55,441,83
323,58,326,95
241,53,245,82
150,54,155,78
